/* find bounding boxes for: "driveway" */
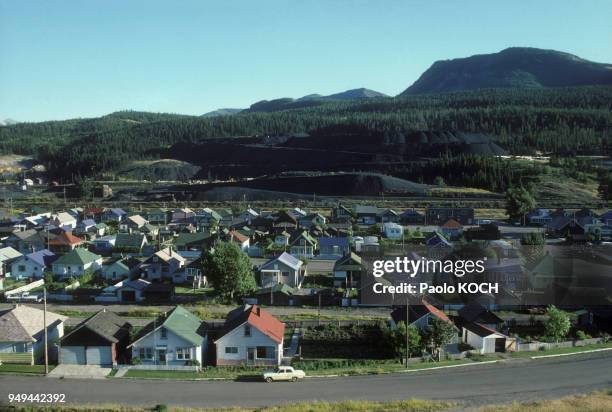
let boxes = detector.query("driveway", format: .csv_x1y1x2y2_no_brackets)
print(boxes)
47,365,111,380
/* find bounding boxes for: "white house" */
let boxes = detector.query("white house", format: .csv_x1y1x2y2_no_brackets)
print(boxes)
383,222,404,240
259,252,305,288
10,250,56,279
0,305,67,364
129,306,207,366
52,248,103,278
215,305,284,366
50,212,77,231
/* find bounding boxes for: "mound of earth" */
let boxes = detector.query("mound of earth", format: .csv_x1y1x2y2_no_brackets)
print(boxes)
117,159,201,181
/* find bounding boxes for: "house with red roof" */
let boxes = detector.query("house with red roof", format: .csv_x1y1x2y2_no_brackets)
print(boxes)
440,218,463,240
214,304,285,366
48,231,84,254
390,299,458,335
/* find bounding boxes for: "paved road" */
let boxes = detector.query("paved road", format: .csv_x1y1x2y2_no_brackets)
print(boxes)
1,352,611,409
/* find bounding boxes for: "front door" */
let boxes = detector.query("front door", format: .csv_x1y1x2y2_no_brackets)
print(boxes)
247,347,255,365
157,349,167,364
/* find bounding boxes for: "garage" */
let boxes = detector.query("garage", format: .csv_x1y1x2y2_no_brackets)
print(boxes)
86,346,113,365
61,346,86,364
59,310,132,366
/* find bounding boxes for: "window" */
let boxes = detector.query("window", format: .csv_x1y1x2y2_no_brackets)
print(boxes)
225,347,238,354
160,327,167,339
18,265,26,272
256,346,275,359
244,325,251,337
282,271,289,277
138,347,153,360
176,348,191,360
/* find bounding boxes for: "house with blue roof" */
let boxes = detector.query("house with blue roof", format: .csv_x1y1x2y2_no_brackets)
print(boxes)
318,237,350,259
10,249,57,279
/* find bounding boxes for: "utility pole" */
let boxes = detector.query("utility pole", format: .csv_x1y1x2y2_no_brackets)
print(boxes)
405,295,410,367
43,287,49,374
317,293,321,326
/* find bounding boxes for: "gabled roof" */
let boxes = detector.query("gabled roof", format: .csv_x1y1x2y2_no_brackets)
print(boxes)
458,301,503,324
48,231,83,246
441,218,462,229
61,310,130,344
115,233,147,249
290,230,316,246
0,246,22,261
319,237,349,247
390,300,454,326
400,208,423,218
261,252,303,271
173,232,211,247
463,322,506,338
216,304,284,344
129,306,205,348
126,215,147,227
150,247,186,264
24,249,57,267
228,229,249,243
0,306,67,342
53,212,76,224
333,252,363,270
354,205,378,215
0,311,34,342
53,248,102,266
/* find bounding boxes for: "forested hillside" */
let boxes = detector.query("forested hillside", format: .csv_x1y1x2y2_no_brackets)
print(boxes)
0,87,611,182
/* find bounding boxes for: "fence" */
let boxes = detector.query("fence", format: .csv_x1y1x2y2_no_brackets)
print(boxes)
4,279,44,297
516,337,603,352
119,364,199,372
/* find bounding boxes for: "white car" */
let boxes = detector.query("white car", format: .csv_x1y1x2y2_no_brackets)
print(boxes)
262,366,306,382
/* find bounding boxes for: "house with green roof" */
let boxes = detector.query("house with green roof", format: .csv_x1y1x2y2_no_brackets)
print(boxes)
172,232,213,251
51,248,103,278
128,306,207,367
289,230,317,258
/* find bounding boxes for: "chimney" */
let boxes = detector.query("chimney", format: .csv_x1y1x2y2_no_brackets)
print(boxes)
256,306,261,316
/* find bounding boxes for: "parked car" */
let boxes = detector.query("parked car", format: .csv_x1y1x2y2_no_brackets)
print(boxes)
262,366,306,382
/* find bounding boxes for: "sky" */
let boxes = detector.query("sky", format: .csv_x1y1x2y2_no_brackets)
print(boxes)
1,0,611,122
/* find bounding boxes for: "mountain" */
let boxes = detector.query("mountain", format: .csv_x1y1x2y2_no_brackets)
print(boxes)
248,88,388,112
0,118,19,126
299,88,389,101
201,108,243,118
400,47,612,95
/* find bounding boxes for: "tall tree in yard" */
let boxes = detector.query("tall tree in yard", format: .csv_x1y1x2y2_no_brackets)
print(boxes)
505,186,536,225
385,322,421,360
545,305,571,342
202,240,256,303
423,318,457,361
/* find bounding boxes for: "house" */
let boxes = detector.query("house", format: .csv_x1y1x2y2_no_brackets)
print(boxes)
182,257,206,287
599,211,612,226
318,237,350,259
333,252,365,288
195,208,222,230
91,235,117,254
10,250,57,279
6,229,51,254
274,231,291,248
52,248,103,278
47,231,84,254
332,204,353,221
354,205,378,225
109,279,151,302
249,284,295,306
383,222,404,240
457,301,504,331
75,219,97,236
390,300,458,338
400,208,425,225
0,247,23,277
426,207,474,225
101,208,127,223
378,208,400,224
114,233,148,254
140,247,186,283
59,310,132,366
462,322,513,354
171,208,196,226
298,213,326,229
259,252,306,288
289,231,317,258
50,212,77,231
215,304,284,366
0,305,67,365
173,232,213,252
101,256,142,281
129,306,207,366
227,230,250,251
239,208,259,223
426,232,453,259
119,215,148,233
440,218,463,239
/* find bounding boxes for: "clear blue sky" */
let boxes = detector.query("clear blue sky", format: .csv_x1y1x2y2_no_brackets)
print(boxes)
1,0,611,122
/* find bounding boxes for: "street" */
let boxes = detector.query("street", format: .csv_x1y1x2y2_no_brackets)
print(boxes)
0,352,610,409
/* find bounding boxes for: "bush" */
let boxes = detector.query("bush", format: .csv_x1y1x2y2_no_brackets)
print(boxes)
576,330,592,340
131,357,142,365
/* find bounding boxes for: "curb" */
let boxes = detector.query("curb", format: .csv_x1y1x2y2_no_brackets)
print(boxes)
530,347,612,359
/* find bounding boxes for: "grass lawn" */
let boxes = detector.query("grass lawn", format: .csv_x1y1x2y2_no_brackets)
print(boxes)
292,358,476,376
0,364,55,375
123,366,269,380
